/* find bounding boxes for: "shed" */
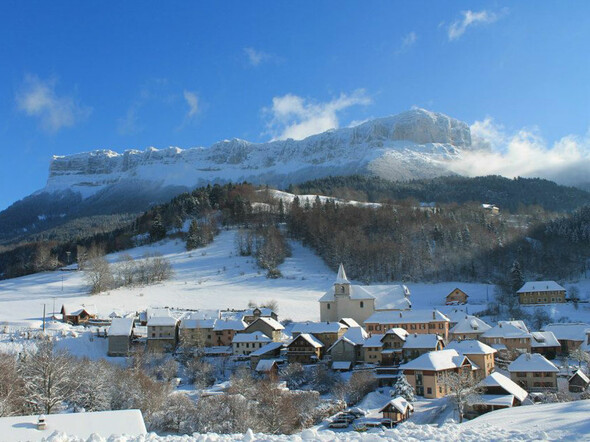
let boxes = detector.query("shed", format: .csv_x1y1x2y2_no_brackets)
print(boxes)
108,317,135,356
568,369,590,393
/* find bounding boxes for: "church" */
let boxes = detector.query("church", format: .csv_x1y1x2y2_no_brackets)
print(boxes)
319,264,411,325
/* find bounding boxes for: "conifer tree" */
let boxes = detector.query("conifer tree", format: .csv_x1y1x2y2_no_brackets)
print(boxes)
391,373,415,402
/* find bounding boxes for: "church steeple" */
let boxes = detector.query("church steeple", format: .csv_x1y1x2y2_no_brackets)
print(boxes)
334,263,351,296
335,263,349,284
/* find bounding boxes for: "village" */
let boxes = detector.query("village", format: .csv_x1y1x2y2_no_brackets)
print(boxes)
11,262,585,439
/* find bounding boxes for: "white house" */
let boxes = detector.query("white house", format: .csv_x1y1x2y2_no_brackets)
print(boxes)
232,331,272,356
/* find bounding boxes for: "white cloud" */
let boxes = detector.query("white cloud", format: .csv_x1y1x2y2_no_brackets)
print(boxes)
264,90,372,141
244,47,271,66
448,118,590,186
183,90,199,118
396,32,417,54
448,10,501,41
16,74,91,133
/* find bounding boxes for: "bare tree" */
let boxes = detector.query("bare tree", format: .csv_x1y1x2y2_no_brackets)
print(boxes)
85,255,114,294
439,369,483,423
0,353,25,416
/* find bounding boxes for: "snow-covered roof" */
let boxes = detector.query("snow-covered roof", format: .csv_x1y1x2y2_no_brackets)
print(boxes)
481,321,531,339
147,315,178,326
108,317,135,336
517,281,566,294
180,318,217,329
385,327,410,340
255,359,279,372
542,323,590,341
531,331,561,348
445,339,497,355
363,334,385,348
478,372,528,402
342,326,369,344
508,353,559,373
319,284,376,302
471,394,515,407
332,361,352,370
444,308,469,324
213,319,247,331
365,309,450,324
328,336,358,353
62,304,97,316
379,397,414,414
232,331,271,344
340,318,362,328
249,316,285,330
250,341,283,357
291,321,346,334
335,263,350,284
365,285,411,310
289,333,324,348
569,369,590,384
403,333,442,349
242,307,275,317
0,409,146,441
449,316,491,334
400,349,471,371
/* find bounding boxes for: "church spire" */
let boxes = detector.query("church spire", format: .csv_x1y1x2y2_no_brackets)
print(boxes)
335,263,350,284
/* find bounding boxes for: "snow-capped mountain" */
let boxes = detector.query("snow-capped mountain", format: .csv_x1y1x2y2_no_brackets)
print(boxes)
0,108,471,241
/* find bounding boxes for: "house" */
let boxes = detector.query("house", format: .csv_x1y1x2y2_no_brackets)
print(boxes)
363,334,385,364
542,323,590,354
250,341,284,369
568,369,590,393
446,288,468,305
179,316,217,348
241,307,278,324
402,333,445,361
449,316,492,341
147,314,179,352
517,281,566,304
291,321,347,348
468,372,529,418
0,409,146,441
380,328,409,365
213,319,247,346
319,264,410,324
61,304,97,325
480,320,531,353
379,397,414,425
364,309,451,341
400,349,477,399
328,326,369,366
508,353,559,391
444,308,471,328
107,317,135,356
244,317,284,342
445,340,497,377
286,333,324,364
232,331,272,356
255,359,279,378
530,331,561,360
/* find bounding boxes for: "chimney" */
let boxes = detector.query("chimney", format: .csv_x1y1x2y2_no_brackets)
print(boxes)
399,312,402,318
37,415,46,431
432,311,436,320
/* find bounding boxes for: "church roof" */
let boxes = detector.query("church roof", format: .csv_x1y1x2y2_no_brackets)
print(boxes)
335,263,349,284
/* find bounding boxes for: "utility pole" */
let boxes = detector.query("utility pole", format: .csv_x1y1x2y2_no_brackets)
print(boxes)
42,304,46,332
52,297,56,322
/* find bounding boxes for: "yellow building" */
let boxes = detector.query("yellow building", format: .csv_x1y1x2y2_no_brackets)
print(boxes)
517,281,566,305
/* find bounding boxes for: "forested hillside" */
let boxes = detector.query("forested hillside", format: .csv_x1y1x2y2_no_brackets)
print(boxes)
289,175,590,213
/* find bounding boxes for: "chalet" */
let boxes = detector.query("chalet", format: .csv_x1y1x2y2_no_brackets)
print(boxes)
449,316,492,341
107,317,135,356
319,264,410,325
402,333,444,362
244,317,284,342
445,340,497,377
250,341,284,369
255,359,279,378
291,321,347,348
61,304,97,325
213,319,247,346
380,328,409,365
446,288,468,305
508,353,559,392
480,320,531,353
401,349,477,399
379,397,414,426
179,316,216,348
286,333,324,364
517,281,566,305
147,314,179,352
530,331,561,360
542,323,590,354
468,372,528,418
241,307,278,324
568,369,590,393
232,331,272,356
364,309,451,341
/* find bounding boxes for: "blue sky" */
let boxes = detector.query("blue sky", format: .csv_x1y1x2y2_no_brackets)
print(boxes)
1,1,589,209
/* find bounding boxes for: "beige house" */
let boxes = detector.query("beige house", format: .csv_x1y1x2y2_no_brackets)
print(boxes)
543,323,590,354
291,321,347,348
328,326,368,366
449,316,491,342
445,340,497,377
446,288,468,305
212,319,247,346
179,317,216,348
508,353,559,391
364,309,451,341
401,349,476,399
244,317,284,342
480,320,531,353
381,328,409,365
517,281,566,305
147,315,179,352
363,334,385,364
232,331,272,356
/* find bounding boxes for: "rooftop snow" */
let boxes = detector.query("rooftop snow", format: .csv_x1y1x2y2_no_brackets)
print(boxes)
255,359,279,372
248,316,284,330
289,333,323,348
342,326,369,345
445,339,497,355
232,331,272,343
365,309,450,324
542,323,590,341
403,333,442,349
250,341,283,357
478,372,528,402
508,353,559,373
449,316,491,334
291,321,346,334
517,281,566,293
147,316,178,326
108,317,135,336
400,349,470,371
481,321,531,339
531,331,561,348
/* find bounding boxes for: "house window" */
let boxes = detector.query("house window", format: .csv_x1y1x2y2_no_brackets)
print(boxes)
427,387,432,395
327,303,330,310
360,301,364,308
